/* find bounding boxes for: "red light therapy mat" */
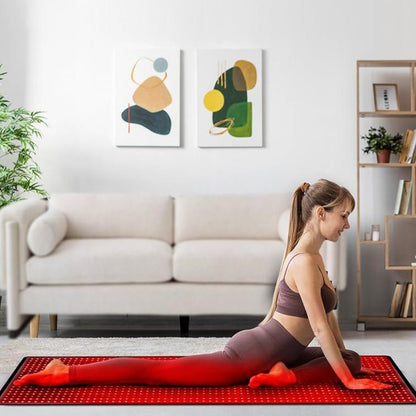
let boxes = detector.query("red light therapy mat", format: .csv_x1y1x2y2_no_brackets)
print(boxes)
0,355,415,405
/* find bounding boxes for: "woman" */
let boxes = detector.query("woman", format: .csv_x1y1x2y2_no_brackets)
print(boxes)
13,179,391,390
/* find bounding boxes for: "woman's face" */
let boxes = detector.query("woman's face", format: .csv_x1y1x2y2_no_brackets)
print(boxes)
319,204,351,242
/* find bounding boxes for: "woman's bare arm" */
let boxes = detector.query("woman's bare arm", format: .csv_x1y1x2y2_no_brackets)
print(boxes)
327,311,346,350
292,255,389,390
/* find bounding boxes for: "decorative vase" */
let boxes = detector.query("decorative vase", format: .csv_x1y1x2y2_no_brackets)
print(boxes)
376,149,391,163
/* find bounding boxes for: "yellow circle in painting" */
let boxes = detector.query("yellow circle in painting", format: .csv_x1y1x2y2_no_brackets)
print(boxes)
234,60,257,90
203,89,224,112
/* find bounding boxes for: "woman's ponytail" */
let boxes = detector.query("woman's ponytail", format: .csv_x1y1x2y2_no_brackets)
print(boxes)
285,182,309,257
260,182,309,324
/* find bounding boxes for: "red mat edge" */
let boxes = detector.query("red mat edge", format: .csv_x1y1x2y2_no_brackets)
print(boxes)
1,355,415,406
384,356,416,400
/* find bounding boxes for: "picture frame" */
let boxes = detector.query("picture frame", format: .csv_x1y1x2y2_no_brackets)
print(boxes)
197,49,263,147
113,47,180,147
373,83,400,112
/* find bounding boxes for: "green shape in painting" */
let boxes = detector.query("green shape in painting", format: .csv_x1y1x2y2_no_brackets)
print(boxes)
227,102,252,137
227,102,248,128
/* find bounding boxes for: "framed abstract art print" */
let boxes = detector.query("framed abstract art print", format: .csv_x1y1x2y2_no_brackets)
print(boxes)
113,47,180,147
197,49,262,147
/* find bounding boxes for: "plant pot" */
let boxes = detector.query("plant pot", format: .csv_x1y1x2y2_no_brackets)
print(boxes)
376,149,391,163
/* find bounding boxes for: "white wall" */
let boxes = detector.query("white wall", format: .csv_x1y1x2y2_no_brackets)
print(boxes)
2,0,416,326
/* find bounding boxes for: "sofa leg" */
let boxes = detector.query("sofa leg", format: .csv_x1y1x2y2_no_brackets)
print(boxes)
50,315,58,331
179,315,189,337
8,316,33,339
30,315,40,338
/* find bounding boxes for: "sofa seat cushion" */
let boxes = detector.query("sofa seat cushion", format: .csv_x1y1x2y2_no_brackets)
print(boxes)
173,240,285,284
26,238,172,285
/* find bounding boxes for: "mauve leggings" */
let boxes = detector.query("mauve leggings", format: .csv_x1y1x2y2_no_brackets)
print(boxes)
68,319,361,386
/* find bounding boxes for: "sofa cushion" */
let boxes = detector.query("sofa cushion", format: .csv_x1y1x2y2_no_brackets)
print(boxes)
26,238,173,284
27,209,68,256
173,240,285,284
174,193,290,243
48,194,173,243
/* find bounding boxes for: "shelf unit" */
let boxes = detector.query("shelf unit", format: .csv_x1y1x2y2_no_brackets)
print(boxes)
357,60,416,329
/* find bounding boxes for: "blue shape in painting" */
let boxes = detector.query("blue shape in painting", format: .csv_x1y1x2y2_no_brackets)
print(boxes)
153,57,168,73
121,105,171,135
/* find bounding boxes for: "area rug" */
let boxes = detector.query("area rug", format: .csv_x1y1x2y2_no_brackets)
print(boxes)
0,337,229,374
0,355,415,405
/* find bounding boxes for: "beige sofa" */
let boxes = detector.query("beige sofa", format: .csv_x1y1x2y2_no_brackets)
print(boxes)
0,193,346,338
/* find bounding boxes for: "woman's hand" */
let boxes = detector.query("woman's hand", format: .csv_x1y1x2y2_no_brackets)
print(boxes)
358,366,390,376
344,377,392,390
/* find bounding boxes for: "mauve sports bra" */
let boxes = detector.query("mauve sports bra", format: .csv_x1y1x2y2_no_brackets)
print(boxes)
276,253,337,318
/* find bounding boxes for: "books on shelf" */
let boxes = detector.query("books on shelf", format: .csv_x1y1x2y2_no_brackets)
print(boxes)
402,283,413,318
388,282,413,318
399,129,416,163
393,179,412,215
399,130,412,163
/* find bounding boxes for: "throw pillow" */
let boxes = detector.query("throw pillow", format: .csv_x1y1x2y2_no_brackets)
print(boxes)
27,209,68,256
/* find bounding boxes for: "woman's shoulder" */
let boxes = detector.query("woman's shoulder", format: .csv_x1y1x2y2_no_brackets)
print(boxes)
287,251,318,267
286,252,323,284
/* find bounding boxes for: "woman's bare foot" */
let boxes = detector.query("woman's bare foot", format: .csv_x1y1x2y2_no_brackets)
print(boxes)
249,362,297,389
13,359,70,387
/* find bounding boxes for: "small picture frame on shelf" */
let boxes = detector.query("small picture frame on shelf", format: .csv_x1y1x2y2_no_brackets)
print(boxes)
373,83,400,111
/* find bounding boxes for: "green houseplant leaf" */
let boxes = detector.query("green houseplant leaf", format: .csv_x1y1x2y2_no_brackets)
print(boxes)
0,65,48,209
361,126,403,154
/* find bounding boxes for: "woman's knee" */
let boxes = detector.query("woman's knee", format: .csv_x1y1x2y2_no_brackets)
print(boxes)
341,349,361,375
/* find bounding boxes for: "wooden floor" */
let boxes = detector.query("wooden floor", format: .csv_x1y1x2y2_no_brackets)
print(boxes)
25,314,263,338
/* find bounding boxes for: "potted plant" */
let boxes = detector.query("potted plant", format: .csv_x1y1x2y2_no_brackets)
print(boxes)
0,65,48,209
361,126,403,163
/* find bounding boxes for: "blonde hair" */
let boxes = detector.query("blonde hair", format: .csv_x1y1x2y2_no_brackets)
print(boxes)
261,178,355,324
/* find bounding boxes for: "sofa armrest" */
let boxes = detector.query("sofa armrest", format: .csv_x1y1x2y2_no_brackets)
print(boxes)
0,199,47,290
